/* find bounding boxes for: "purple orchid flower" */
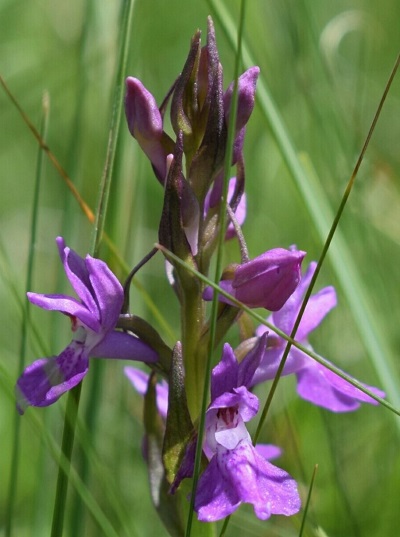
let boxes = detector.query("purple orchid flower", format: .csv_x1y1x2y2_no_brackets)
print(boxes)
124,343,299,522
251,261,385,412
16,237,158,414
203,248,306,311
195,336,301,522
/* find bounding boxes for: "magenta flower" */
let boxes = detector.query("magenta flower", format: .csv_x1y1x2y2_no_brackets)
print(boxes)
195,337,301,522
16,238,158,414
252,262,385,412
125,341,300,522
204,248,306,311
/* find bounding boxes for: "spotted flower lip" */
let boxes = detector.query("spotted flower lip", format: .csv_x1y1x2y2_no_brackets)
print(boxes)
252,261,385,412
203,247,306,311
194,338,301,522
16,237,158,414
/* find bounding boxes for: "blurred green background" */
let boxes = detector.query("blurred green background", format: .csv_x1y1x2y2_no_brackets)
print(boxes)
1,0,399,536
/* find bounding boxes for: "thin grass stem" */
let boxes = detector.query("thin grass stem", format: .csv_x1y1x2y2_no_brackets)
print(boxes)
52,2,136,536
253,51,400,442
0,364,123,537
4,91,49,537
298,465,318,537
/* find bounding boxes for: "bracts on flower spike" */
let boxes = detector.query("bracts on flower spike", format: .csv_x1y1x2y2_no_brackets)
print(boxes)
16,237,158,414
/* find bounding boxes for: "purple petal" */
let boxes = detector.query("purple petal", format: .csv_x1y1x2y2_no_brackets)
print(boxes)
195,440,300,522
204,177,247,241
209,386,259,422
296,286,337,341
250,344,307,387
125,77,163,137
195,454,242,521
58,241,99,318
124,366,168,418
228,442,300,519
26,293,100,332
231,127,245,165
91,331,158,363
233,248,306,311
85,256,124,332
255,444,282,461
211,343,238,400
238,332,268,388
296,360,385,412
243,445,301,518
16,343,89,414
202,280,235,304
271,283,336,341
268,260,314,335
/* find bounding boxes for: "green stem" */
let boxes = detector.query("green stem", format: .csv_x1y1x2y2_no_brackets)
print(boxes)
182,285,207,419
51,384,82,537
185,2,247,535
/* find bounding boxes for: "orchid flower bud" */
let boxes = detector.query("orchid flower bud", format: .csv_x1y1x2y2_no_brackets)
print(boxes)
204,248,306,311
125,77,173,183
224,66,260,135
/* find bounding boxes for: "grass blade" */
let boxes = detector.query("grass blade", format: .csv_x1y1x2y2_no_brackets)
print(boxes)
4,91,49,537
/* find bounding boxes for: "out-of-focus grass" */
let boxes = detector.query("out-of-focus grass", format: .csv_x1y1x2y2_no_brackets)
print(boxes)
1,0,399,536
